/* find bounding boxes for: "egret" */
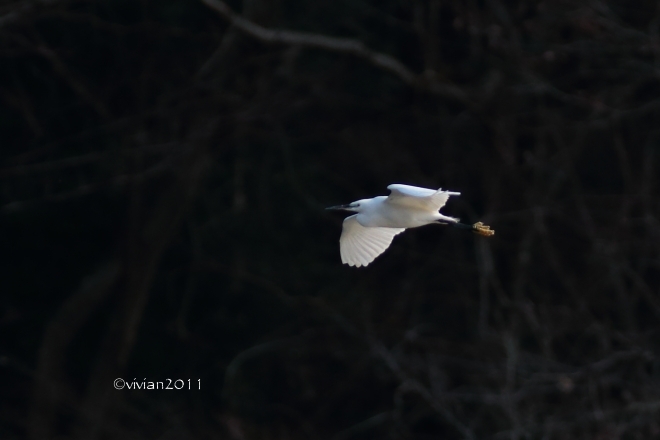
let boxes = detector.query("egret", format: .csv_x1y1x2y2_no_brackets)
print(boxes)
327,184,494,267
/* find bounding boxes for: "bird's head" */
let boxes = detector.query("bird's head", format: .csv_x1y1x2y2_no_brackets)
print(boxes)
325,199,367,212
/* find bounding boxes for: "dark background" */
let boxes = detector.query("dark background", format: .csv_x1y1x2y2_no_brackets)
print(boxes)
2,0,660,439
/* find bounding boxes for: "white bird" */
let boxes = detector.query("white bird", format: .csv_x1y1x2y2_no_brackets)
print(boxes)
327,184,493,267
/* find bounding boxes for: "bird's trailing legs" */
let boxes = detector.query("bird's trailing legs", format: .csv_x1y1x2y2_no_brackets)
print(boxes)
441,221,495,237
471,221,495,236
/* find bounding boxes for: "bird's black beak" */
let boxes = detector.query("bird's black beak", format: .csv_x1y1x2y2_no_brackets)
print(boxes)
325,204,352,211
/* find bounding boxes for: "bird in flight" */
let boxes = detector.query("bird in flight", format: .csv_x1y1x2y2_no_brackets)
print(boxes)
327,184,494,267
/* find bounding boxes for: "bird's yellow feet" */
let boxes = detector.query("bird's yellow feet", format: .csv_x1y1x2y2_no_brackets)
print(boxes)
472,222,494,237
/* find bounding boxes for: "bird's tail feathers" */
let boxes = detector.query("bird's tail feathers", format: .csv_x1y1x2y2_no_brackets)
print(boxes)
437,188,460,196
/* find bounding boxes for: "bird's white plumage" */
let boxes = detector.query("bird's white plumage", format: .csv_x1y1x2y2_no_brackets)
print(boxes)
339,215,404,267
330,184,462,267
386,184,460,212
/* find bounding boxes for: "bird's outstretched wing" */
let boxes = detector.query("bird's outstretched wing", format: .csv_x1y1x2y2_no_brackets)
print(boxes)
386,184,460,211
340,215,405,267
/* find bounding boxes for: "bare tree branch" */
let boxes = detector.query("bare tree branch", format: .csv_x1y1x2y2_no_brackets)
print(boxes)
28,262,121,440
0,142,179,177
35,43,111,120
0,2,33,28
199,0,469,103
2,158,172,212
